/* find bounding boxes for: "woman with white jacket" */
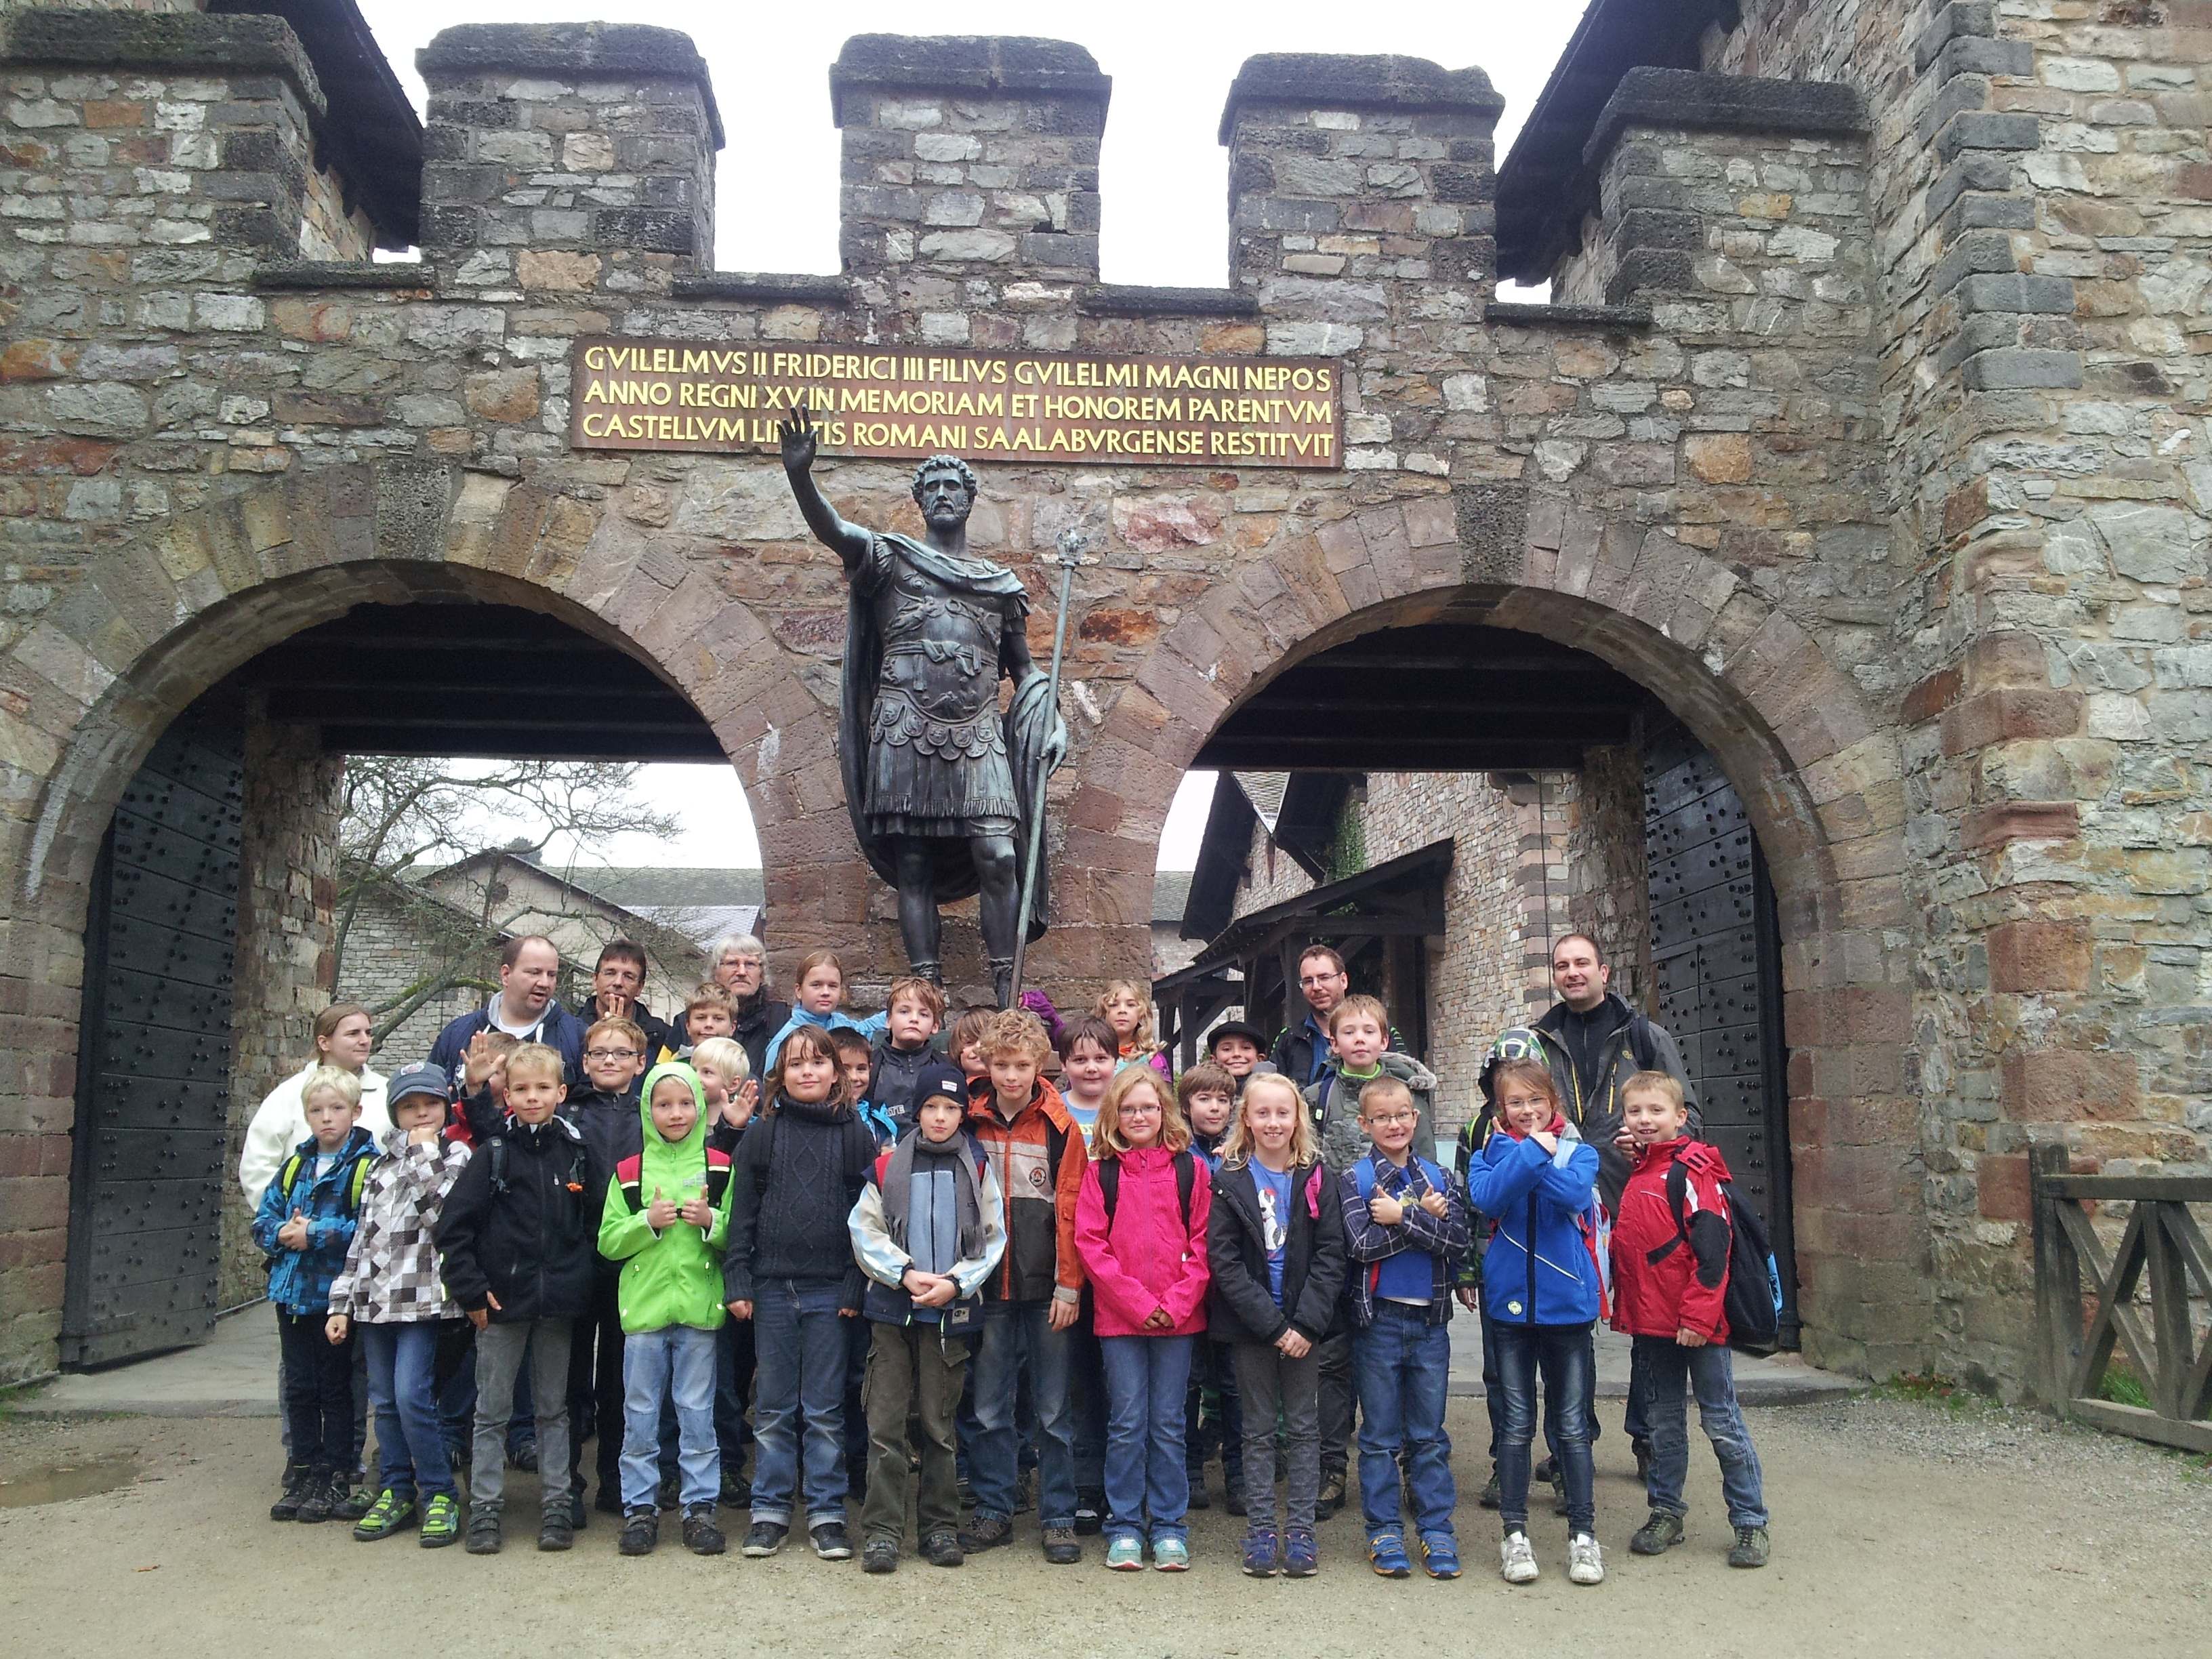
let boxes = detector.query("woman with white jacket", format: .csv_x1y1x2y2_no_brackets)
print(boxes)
239,1003,394,1210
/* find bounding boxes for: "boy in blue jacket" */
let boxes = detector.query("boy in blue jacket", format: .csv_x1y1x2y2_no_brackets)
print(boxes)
1464,1057,1606,1589
252,1066,377,1526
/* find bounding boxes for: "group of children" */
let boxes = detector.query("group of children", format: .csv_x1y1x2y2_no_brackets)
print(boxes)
255,953,1770,1582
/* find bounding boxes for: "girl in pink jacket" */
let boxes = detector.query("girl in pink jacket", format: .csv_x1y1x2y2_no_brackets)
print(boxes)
1074,1065,1212,1572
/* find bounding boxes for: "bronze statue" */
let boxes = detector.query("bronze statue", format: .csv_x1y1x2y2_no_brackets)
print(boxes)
779,405,1067,1004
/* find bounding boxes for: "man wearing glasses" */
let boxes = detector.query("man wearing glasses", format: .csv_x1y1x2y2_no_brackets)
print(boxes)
1269,945,1351,1088
575,939,675,1079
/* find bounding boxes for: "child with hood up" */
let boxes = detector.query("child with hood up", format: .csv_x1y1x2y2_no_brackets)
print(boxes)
598,1061,734,1559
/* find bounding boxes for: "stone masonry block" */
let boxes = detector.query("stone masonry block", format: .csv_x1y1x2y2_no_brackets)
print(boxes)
1988,920,2091,993
2001,1048,2139,1123
1962,348,2083,391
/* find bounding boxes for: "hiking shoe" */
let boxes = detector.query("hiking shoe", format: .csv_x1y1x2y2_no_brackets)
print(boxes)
333,1483,375,1523
351,1488,416,1541
1013,1467,1037,1514
682,1506,726,1556
1728,1525,1770,1568
508,1438,538,1473
1420,1532,1461,1580
1368,1530,1412,1578
719,1470,752,1509
1152,1536,1189,1572
1568,1531,1605,1584
1477,1467,1501,1509
619,1509,659,1557
1284,1526,1319,1578
1105,1535,1145,1571
1630,1511,1685,1555
811,1520,853,1561
862,1538,899,1574
270,1466,313,1523
417,1492,459,1549
1042,1525,1082,1565
1534,1456,1556,1484
741,1519,786,1557
464,1507,500,1555
921,1530,964,1568
1073,1491,1104,1535
539,1510,574,1553
1317,1470,1347,1520
1631,1436,1653,1485
294,1471,338,1524
1225,1481,1248,1518
1551,1465,1570,1515
594,1485,625,1516
1242,1525,1281,1578
958,1514,1011,1553
1499,1528,1538,1584
568,1490,587,1531
1187,1477,1211,1511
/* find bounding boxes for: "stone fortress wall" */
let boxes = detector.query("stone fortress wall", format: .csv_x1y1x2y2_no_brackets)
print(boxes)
0,1,2202,1394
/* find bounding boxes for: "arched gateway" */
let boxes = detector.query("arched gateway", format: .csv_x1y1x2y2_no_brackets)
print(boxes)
3,7,2200,1401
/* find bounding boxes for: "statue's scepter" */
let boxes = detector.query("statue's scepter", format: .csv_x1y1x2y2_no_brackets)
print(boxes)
1007,528,1083,1004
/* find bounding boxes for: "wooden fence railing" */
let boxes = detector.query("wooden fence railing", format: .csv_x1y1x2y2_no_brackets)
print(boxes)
2030,1143,2212,1454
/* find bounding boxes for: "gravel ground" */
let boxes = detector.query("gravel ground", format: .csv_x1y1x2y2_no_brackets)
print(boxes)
1,1392,2206,1658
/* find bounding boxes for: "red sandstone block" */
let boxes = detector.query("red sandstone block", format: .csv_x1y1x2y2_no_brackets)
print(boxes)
1900,664,1961,726
1978,1152,2032,1222
1962,800,2079,848
2001,1048,2140,1123
1988,918,2091,992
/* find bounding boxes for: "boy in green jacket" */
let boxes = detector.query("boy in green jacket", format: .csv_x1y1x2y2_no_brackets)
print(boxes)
598,1061,733,1558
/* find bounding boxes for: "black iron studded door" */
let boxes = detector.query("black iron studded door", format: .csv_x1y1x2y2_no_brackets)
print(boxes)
62,701,245,1368
1643,721,1799,1342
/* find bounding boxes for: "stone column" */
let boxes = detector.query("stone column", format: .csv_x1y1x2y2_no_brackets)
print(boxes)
416,22,722,293
830,35,1109,342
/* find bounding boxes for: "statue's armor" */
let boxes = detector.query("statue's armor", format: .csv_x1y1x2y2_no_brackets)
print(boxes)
858,535,1019,837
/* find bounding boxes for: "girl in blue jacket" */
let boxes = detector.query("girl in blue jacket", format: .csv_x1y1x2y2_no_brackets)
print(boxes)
1464,1057,1606,1590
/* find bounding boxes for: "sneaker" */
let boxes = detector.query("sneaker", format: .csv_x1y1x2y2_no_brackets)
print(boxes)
1072,1491,1105,1535
811,1520,853,1561
1317,1470,1347,1520
464,1507,501,1555
1568,1531,1605,1584
294,1471,337,1525
333,1483,375,1523
539,1510,574,1553
682,1506,726,1556
1283,1526,1319,1578
1632,1436,1653,1484
1368,1530,1412,1578
958,1513,1011,1552
418,1493,460,1549
1153,1536,1189,1572
1727,1525,1770,1569
719,1470,752,1509
1420,1532,1461,1580
1105,1535,1145,1571
1477,1468,1501,1509
1630,1511,1685,1555
1499,1528,1538,1584
619,1509,659,1557
921,1530,964,1567
862,1538,899,1574
741,1519,787,1557
1242,1525,1281,1578
270,1465,313,1523
507,1439,539,1473
351,1488,416,1541
1042,1525,1082,1565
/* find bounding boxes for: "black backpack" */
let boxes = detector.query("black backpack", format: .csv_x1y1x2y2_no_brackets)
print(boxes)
1645,1145,1783,1356
1096,1149,1197,1232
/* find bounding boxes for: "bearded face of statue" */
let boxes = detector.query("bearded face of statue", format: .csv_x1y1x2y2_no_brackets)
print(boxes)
914,466,975,534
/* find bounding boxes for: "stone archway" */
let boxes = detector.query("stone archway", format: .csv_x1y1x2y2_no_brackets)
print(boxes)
1080,493,1915,1374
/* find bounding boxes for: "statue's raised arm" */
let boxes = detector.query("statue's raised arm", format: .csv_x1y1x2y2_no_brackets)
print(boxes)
778,403,871,571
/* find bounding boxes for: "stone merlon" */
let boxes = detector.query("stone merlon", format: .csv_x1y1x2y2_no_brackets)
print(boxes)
419,22,726,149
830,35,1112,127
1216,54,1504,144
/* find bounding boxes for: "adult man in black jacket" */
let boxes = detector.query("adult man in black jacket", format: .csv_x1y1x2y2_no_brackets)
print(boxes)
573,939,674,1075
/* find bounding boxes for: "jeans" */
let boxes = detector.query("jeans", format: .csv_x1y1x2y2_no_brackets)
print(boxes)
841,1309,872,1496
860,1321,969,1547
1069,1307,1107,1496
1352,1303,1455,1538
277,1311,354,1475
1625,1334,1653,1442
1316,1328,1354,1482
718,1314,756,1486
621,1324,719,1512
1494,1322,1596,1532
1099,1334,1195,1546
438,1326,537,1462
1185,1338,1244,1496
471,1317,571,1517
750,1279,852,1528
360,1321,456,1502
1231,1340,1319,1534
968,1298,1076,1528
274,1339,369,1475
1635,1335,1767,1528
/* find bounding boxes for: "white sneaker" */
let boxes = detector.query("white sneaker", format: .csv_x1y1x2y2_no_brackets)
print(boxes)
1568,1532,1605,1584
1500,1529,1539,1584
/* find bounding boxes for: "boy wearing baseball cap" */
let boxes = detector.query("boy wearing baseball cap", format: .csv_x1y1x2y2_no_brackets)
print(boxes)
846,1061,1006,1572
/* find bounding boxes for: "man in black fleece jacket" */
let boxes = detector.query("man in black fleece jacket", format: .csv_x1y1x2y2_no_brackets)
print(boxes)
720,1057,877,1558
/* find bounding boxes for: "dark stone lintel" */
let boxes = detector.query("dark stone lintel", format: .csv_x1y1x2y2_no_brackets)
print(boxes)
831,36,1110,128
253,261,433,291
1485,302,1654,330
1218,54,1504,145
1078,285,1258,319
3,7,326,117
418,23,724,150
671,272,851,305
1583,68,1868,170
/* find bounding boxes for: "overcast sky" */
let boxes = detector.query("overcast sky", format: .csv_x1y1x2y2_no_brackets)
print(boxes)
354,1,1584,869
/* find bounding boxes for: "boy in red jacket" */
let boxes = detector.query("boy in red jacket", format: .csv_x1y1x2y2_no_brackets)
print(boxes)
1609,1071,1769,1569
